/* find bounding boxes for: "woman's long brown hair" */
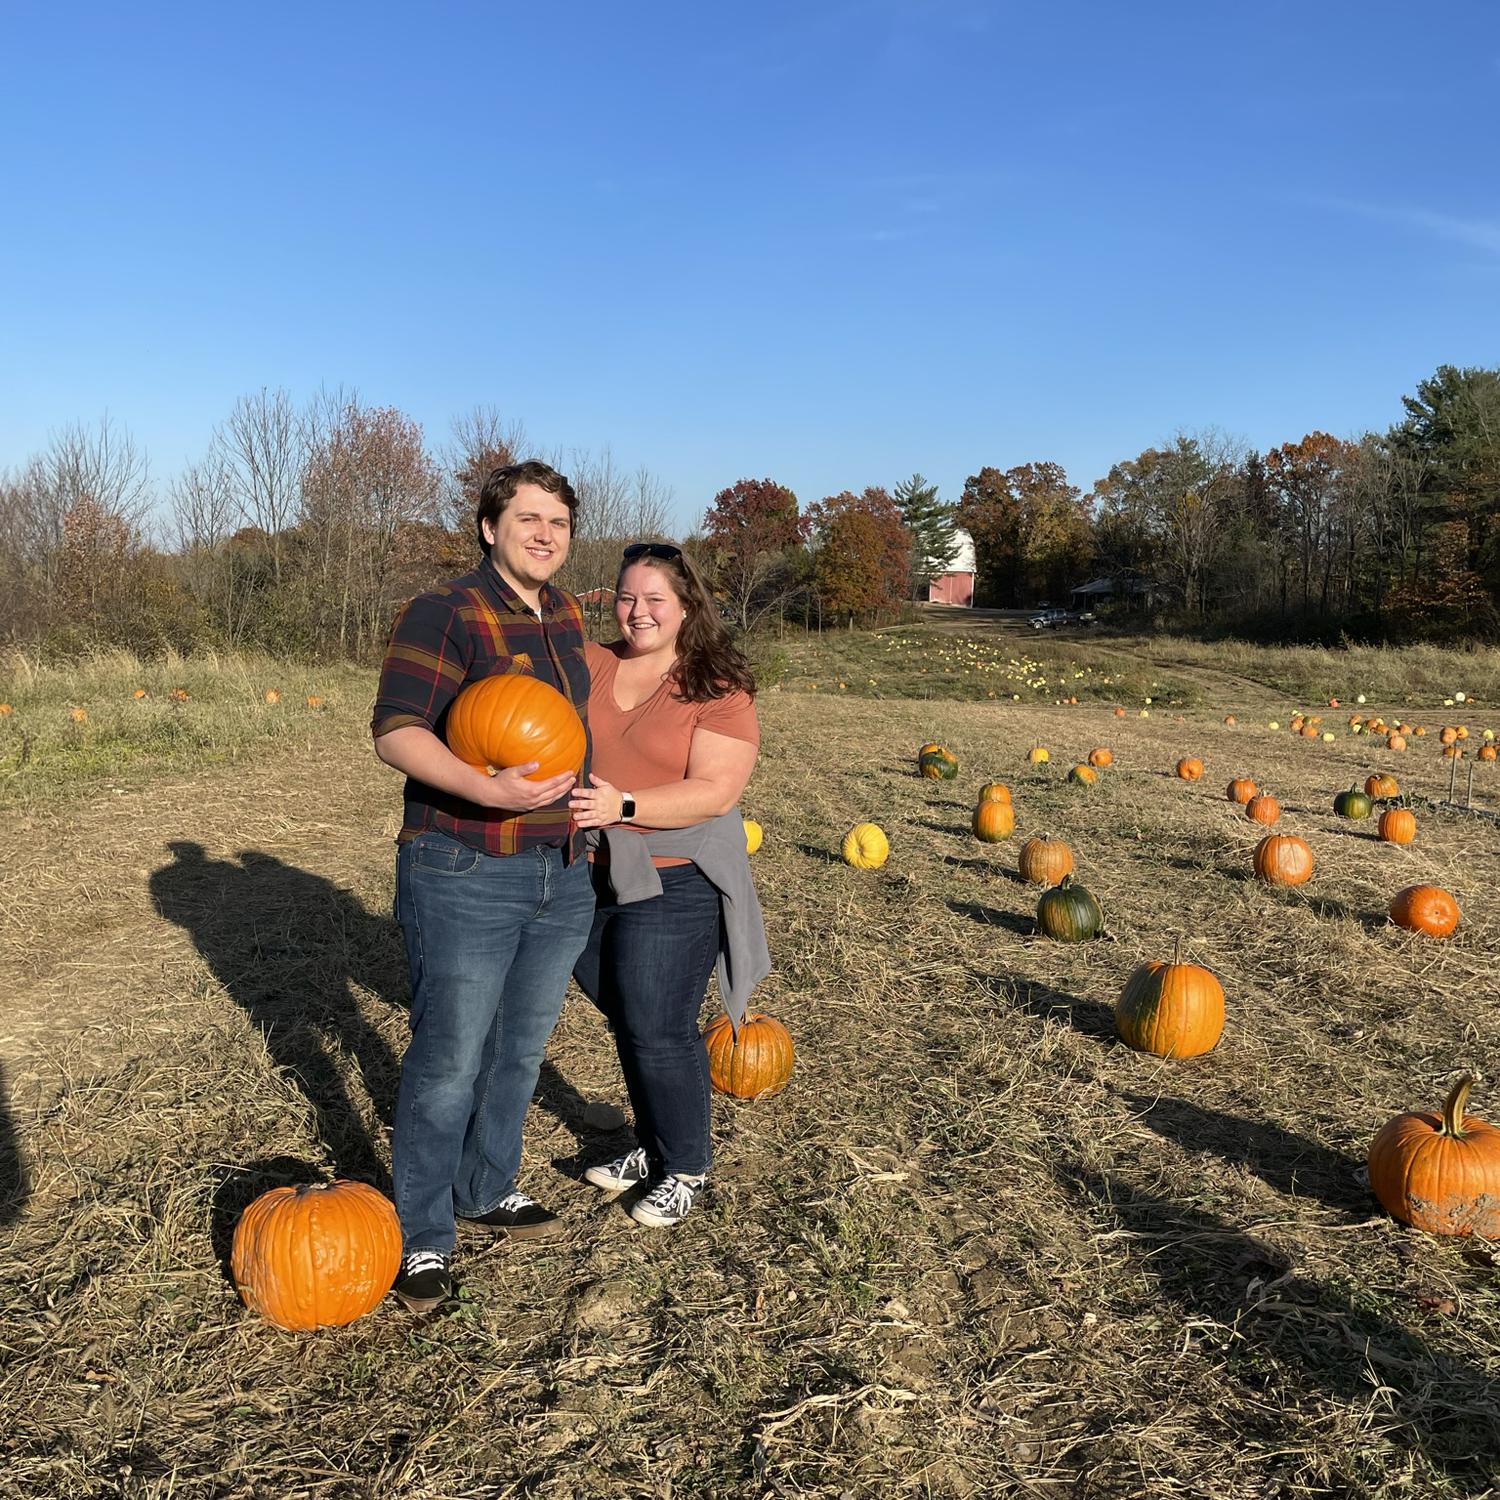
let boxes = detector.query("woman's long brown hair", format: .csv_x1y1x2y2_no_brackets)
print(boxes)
617,549,756,703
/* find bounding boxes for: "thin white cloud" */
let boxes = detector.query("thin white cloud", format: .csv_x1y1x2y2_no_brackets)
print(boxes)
1329,198,1500,256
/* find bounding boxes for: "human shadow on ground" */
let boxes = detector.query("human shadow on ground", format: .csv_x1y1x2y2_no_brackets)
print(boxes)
0,1061,28,1228
966,967,1117,1041
150,842,407,1185
1058,1165,1500,1484
1113,1091,1369,1215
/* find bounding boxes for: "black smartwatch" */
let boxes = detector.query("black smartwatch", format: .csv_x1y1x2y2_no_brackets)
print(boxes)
619,792,636,821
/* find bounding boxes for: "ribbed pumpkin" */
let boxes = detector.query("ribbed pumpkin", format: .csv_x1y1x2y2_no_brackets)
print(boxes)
1377,806,1416,845
1389,884,1460,938
1253,833,1314,886
446,673,585,781
977,781,1013,804
972,799,1016,842
1036,875,1103,943
1087,747,1113,768
1018,833,1073,886
230,1181,401,1331
1245,793,1281,826
1116,937,1224,1058
1027,746,1050,764
703,1011,795,1100
1365,773,1399,799
841,822,889,869
917,744,958,780
1067,763,1098,786
1226,777,1258,805
1368,1075,1500,1237
1333,786,1373,820
1175,757,1205,781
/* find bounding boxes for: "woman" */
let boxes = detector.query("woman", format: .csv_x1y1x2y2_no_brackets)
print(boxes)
569,542,768,1228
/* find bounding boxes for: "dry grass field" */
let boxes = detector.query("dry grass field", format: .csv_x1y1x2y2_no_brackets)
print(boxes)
3,625,1499,1498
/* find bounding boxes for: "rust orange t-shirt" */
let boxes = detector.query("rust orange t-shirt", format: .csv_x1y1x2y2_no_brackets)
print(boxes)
585,641,759,865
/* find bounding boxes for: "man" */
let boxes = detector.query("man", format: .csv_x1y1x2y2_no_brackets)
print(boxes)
371,460,594,1313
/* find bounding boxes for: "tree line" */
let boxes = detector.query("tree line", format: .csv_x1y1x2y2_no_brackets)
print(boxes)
1,362,1495,659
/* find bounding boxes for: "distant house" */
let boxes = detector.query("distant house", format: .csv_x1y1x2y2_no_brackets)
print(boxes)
577,586,617,606
927,530,976,607
1069,575,1159,609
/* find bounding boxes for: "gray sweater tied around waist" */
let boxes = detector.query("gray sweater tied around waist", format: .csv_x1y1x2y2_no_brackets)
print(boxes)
583,809,771,1031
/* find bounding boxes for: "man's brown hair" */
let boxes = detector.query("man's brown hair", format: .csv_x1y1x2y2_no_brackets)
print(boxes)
476,460,579,554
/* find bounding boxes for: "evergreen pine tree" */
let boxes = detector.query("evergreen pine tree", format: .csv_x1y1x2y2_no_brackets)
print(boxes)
893,473,959,598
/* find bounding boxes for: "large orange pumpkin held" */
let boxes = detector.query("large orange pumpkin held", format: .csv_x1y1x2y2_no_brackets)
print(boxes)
445,673,586,782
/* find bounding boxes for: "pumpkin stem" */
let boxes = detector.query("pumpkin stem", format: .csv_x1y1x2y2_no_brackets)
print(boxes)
1441,1074,1476,1137
1172,934,1182,966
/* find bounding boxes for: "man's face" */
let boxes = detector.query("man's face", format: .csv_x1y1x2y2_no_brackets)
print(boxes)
482,483,574,592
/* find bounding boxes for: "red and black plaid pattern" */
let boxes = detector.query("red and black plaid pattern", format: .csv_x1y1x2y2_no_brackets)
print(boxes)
372,559,590,858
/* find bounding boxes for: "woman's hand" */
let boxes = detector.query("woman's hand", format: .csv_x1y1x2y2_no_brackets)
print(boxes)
569,773,626,829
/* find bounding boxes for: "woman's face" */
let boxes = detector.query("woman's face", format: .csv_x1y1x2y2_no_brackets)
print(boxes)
615,561,687,654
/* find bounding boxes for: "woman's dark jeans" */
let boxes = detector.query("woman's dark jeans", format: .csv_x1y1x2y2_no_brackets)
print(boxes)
573,861,720,1179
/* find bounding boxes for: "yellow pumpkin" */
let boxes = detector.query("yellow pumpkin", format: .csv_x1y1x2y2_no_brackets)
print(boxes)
841,823,889,869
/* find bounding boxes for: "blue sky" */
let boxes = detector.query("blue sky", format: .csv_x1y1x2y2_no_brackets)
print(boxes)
2,1,1497,536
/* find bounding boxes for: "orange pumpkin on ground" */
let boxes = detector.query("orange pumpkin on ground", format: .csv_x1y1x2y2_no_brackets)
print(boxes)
1115,938,1225,1059
1389,884,1460,938
1442,745,1464,760
972,799,1016,842
1175,757,1204,781
1440,727,1459,746
1480,743,1498,762
977,781,1012,804
1245,794,1281,826
1068,763,1098,786
1018,833,1073,887
1113,707,1127,718
1226,778,1257,805
1223,715,1238,726
1365,773,1399,799
1378,807,1417,845
1387,734,1407,751
446,673,586,781
1253,833,1314,886
1087,747,1113,768
703,1011,795,1099
1368,1075,1500,1237
231,1180,401,1331
1299,724,1320,739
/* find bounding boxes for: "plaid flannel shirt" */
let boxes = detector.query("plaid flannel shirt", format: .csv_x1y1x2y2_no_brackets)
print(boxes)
371,558,590,858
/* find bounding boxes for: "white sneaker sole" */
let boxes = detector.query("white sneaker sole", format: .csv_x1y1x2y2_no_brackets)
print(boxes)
585,1164,648,1191
628,1200,688,1228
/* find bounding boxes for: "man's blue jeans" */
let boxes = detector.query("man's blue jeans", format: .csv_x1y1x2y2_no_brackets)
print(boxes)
392,832,594,1255
572,861,720,1180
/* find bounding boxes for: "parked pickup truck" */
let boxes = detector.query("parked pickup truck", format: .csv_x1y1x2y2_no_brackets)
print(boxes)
1028,608,1098,630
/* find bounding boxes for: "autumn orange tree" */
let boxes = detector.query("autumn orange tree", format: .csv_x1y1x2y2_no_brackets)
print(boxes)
701,477,808,632
957,462,1090,606
806,487,911,621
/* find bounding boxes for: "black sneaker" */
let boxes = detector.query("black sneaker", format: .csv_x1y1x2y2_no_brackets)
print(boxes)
393,1250,451,1313
629,1174,704,1229
459,1190,561,1239
584,1147,651,1192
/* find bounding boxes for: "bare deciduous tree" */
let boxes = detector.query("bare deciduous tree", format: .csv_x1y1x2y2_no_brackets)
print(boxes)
214,388,302,583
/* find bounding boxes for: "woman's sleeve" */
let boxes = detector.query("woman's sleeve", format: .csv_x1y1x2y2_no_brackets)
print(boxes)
695,689,760,746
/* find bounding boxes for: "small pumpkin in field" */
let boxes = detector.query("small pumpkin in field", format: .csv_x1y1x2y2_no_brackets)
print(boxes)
1253,833,1314,886
1290,714,1305,731
978,780,1013,804
1226,777,1258,805
70,706,89,724
1087,747,1113,768
1027,746,1050,765
1413,724,1428,736
1480,744,1498,762
842,822,889,869
1365,773,1399,799
972,799,1016,843
1113,706,1127,718
1440,726,1459,746
0,703,12,715
305,694,325,710
742,818,764,855
231,1180,402,1331
703,1011,795,1100
1223,714,1238,726
265,689,282,705
1018,833,1074,886
918,743,958,780
1036,875,1104,943
1116,937,1225,1058
1387,733,1407,751
132,687,148,700
1245,793,1281,826
1389,884,1460,938
1378,806,1417,845
447,673,585,780
1068,763,1098,787
1175,757,1204,781
1299,724,1320,739
1333,786,1373,820
1368,1074,1500,1237
1442,744,1464,760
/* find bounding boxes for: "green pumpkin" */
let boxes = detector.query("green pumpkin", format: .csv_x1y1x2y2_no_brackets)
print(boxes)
1036,875,1103,943
917,747,958,780
1333,786,1373,820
